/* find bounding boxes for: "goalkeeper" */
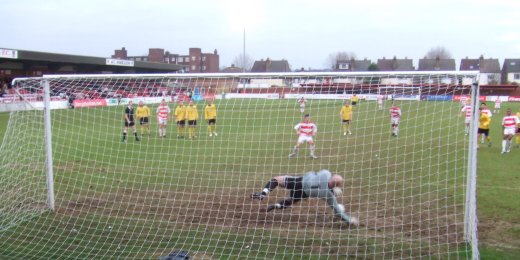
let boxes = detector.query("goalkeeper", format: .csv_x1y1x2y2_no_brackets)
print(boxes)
250,169,359,226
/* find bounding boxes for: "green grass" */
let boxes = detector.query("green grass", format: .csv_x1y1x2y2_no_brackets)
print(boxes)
0,99,519,259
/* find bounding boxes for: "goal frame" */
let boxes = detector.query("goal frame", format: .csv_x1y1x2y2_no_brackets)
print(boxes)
9,71,480,259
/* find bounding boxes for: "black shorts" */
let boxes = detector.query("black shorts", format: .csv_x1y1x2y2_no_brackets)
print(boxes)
177,120,185,126
285,176,308,199
342,120,350,124
140,117,149,125
477,128,489,136
208,119,216,124
352,101,357,106
125,121,135,127
188,120,197,126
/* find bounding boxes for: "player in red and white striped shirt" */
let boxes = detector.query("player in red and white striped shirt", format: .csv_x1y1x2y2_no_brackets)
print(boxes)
156,99,171,138
460,96,468,108
460,103,472,135
501,108,520,154
494,98,502,114
298,97,306,114
289,114,318,159
389,104,402,137
377,94,384,110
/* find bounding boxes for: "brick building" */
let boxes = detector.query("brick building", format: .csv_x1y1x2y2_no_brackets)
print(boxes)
113,47,219,73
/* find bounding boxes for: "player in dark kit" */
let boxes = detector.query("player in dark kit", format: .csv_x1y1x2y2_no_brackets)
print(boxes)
122,101,140,142
251,169,359,225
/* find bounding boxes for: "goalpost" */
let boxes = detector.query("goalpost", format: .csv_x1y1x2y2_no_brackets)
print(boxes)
0,72,479,259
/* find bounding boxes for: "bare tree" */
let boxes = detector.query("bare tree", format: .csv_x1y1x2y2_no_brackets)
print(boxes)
324,51,357,69
232,53,254,72
425,46,452,59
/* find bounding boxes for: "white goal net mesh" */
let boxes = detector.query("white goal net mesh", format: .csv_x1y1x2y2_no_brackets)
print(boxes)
0,72,479,259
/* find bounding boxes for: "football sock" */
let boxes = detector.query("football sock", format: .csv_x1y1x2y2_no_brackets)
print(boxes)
122,132,127,141
292,146,299,154
263,179,279,194
310,145,315,156
502,140,507,152
342,124,347,133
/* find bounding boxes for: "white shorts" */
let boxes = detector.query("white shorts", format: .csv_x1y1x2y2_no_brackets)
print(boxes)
158,118,168,125
495,104,501,108
465,118,471,124
391,118,400,125
297,135,314,144
504,128,516,135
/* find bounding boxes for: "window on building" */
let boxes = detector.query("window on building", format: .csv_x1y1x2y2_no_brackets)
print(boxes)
514,73,520,80
178,57,183,62
511,61,516,66
202,66,207,71
192,56,196,61
202,56,206,61
487,74,497,82
192,65,196,71
338,63,350,70
143,57,148,61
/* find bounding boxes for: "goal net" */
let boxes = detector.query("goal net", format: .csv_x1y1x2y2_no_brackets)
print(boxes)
0,72,479,259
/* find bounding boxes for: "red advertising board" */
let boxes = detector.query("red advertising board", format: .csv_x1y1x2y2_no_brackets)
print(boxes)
73,99,107,108
453,95,486,102
508,96,520,102
203,94,216,100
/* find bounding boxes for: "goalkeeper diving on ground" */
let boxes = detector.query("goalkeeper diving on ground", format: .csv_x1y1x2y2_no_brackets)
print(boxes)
250,169,359,226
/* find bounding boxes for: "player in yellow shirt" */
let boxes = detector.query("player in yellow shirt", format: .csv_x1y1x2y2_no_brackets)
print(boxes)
136,101,151,136
204,99,218,137
186,100,199,139
174,101,187,138
339,100,353,135
516,111,520,148
351,94,359,108
477,108,491,148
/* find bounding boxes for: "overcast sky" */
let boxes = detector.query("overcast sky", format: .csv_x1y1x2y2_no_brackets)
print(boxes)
2,0,519,70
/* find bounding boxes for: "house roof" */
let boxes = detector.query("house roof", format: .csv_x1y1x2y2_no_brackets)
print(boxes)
251,58,291,72
460,57,500,73
502,59,520,73
221,65,244,73
418,58,456,71
377,57,414,71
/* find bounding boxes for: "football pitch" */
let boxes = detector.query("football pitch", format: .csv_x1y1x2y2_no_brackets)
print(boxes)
0,99,519,259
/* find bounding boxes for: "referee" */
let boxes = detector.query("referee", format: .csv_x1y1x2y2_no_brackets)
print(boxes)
122,101,140,142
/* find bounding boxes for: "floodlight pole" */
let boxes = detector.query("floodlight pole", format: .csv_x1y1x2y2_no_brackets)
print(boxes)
43,80,55,212
243,27,246,73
